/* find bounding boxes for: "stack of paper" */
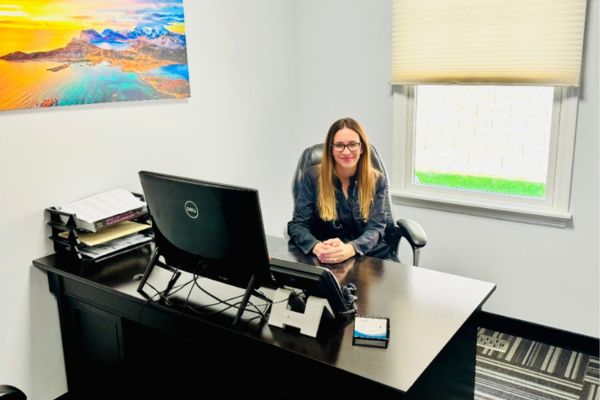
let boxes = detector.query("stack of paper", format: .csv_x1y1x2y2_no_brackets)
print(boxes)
78,233,153,260
53,189,153,261
59,220,150,246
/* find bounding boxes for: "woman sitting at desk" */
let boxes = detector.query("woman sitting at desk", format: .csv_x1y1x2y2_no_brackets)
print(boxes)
288,117,391,264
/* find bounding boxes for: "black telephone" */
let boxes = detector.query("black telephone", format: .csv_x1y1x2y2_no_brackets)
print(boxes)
270,258,358,319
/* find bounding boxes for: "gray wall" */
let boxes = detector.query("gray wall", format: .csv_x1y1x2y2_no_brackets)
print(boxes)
0,0,597,398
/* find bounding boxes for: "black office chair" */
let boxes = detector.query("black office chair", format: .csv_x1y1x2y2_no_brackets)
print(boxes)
292,143,427,266
0,385,26,400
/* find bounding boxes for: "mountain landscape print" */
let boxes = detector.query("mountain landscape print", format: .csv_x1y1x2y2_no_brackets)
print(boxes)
0,0,189,111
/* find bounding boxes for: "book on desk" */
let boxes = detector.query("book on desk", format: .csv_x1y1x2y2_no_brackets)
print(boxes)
55,188,147,232
46,189,153,262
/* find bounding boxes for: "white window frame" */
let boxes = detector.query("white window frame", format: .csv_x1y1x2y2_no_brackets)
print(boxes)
392,85,579,227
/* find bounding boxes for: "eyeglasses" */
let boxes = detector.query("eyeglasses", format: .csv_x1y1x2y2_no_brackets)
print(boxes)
332,141,362,153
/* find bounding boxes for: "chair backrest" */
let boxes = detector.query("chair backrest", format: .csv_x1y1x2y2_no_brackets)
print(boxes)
291,143,427,264
292,143,395,228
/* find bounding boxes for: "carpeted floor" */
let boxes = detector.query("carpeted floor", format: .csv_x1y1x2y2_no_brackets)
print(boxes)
475,328,599,400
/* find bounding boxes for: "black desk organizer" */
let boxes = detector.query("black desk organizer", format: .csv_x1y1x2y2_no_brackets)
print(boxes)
46,193,153,264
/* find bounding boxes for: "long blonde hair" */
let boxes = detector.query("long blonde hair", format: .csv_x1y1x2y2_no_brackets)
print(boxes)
317,118,379,221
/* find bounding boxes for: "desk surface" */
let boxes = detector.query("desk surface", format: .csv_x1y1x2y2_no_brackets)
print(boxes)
33,236,495,394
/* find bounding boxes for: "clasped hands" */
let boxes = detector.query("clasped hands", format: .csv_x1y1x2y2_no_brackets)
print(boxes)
312,238,356,264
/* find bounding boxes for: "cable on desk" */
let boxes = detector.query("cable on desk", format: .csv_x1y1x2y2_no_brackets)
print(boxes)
136,277,194,324
137,273,252,321
180,272,195,318
136,267,308,327
190,273,269,319
187,273,275,323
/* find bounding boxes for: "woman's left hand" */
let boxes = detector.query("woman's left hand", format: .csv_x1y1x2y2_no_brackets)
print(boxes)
316,238,356,264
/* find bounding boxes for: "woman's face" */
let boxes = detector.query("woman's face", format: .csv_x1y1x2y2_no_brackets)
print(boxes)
331,127,362,173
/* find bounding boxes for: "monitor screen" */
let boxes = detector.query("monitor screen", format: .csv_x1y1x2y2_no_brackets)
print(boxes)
139,171,272,289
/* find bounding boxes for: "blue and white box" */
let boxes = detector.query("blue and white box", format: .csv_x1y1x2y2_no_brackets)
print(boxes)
353,316,390,348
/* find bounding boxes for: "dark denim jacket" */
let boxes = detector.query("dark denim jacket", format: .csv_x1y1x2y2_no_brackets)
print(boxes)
287,166,390,258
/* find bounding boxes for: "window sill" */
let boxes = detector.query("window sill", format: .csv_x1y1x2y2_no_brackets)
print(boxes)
391,190,572,228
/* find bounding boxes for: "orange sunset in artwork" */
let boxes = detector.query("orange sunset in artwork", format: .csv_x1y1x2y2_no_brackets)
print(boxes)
0,0,189,111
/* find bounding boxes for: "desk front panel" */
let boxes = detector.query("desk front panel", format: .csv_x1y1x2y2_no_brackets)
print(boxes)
34,237,495,398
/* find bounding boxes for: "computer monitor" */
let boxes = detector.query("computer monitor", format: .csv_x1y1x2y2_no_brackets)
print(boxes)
138,171,273,323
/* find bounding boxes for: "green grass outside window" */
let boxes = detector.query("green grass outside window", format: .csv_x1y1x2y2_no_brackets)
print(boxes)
415,171,545,198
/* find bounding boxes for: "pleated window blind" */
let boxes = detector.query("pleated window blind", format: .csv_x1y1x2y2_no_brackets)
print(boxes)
391,0,587,86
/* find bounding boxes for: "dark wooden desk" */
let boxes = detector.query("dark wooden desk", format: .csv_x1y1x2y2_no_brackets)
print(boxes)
33,237,495,399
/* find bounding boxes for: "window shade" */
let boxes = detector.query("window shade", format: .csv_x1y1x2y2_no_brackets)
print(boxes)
391,0,587,86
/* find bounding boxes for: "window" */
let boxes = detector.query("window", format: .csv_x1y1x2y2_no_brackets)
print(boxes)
392,85,578,226
415,85,553,199
390,0,586,227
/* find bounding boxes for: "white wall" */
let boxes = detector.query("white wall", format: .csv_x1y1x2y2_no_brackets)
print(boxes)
291,0,599,338
1,0,598,398
0,1,294,398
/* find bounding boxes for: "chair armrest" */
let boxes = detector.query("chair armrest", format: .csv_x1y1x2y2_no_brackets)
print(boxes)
0,385,26,400
396,218,427,249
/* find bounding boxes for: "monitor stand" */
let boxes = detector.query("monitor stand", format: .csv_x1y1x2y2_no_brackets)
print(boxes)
268,288,334,338
137,247,263,327
233,275,258,326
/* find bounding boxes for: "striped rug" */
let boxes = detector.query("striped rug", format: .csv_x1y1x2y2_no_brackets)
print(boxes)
475,328,600,400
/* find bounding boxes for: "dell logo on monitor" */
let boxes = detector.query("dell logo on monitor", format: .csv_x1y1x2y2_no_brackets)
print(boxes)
184,201,199,219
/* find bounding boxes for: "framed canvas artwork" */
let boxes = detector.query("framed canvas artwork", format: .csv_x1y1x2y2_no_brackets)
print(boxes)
0,0,190,111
